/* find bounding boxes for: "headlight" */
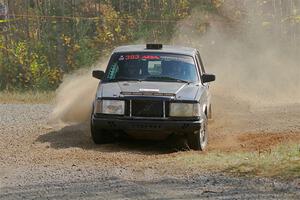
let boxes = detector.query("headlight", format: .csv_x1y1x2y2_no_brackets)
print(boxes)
94,100,125,115
169,103,200,117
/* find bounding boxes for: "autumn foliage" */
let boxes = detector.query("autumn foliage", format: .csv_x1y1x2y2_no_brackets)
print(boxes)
0,0,299,90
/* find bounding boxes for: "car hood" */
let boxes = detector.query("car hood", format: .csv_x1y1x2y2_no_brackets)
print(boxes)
98,81,201,101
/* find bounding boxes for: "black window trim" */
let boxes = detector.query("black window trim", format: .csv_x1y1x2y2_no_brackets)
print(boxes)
194,53,203,84
196,51,206,75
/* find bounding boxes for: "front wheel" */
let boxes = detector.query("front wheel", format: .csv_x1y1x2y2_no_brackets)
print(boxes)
187,119,208,151
208,105,212,120
91,124,114,144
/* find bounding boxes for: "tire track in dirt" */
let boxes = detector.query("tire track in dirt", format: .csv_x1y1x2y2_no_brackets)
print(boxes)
209,132,300,152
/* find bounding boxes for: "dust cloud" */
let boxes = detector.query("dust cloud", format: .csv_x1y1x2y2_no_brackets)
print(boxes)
171,1,300,107
50,1,300,126
49,63,105,125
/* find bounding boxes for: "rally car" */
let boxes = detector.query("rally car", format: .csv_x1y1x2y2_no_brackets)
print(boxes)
91,44,215,150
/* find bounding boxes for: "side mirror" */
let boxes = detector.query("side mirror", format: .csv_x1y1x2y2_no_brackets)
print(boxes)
202,73,216,83
92,70,105,80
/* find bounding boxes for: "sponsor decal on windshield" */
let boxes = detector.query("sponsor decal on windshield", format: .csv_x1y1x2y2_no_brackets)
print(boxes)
141,55,160,60
117,54,194,64
119,55,161,60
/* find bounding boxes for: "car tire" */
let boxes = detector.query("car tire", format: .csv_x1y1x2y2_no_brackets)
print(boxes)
91,124,114,144
90,108,114,144
208,105,212,120
187,118,208,151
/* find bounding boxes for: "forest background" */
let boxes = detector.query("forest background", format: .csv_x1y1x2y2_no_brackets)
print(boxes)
0,0,299,91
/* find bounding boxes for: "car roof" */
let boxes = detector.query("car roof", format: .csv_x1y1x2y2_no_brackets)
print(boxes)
112,45,197,56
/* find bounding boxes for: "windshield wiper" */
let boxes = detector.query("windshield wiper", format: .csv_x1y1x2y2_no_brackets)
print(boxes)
145,76,190,83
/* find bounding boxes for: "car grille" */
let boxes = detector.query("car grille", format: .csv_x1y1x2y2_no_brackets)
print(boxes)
127,100,166,118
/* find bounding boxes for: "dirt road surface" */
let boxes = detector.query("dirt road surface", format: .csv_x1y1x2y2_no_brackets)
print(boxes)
1,100,300,199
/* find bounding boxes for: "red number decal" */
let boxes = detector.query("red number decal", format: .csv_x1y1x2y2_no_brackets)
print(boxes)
141,55,160,59
125,55,140,60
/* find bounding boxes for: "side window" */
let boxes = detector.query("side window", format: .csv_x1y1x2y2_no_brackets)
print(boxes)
107,63,119,80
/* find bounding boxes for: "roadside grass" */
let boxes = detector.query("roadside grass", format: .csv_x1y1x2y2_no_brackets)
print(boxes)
0,91,55,104
173,142,300,180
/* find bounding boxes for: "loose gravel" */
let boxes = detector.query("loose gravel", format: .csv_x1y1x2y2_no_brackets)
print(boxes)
0,104,299,199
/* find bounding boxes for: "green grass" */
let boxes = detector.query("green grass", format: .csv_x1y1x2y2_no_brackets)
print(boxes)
0,91,55,104
172,143,300,180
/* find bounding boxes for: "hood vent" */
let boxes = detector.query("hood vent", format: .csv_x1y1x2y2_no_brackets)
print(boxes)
121,91,175,97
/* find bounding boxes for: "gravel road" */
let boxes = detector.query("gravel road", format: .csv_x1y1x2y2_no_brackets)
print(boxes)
0,103,300,199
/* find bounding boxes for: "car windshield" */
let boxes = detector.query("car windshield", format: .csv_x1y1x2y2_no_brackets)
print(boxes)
104,53,198,83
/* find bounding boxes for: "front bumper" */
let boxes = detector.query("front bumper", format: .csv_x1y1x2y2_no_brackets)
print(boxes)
92,115,202,134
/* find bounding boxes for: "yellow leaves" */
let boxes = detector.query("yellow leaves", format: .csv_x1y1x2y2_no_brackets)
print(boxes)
47,68,62,85
66,54,73,65
197,23,207,33
106,31,114,38
281,15,300,24
120,35,127,42
93,3,133,47
12,41,28,66
61,34,72,46
295,15,300,23
30,58,39,77
75,17,80,24
212,0,224,8
74,44,80,51
1,39,63,89
262,21,271,27
234,10,242,18
175,0,190,18
114,25,121,33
